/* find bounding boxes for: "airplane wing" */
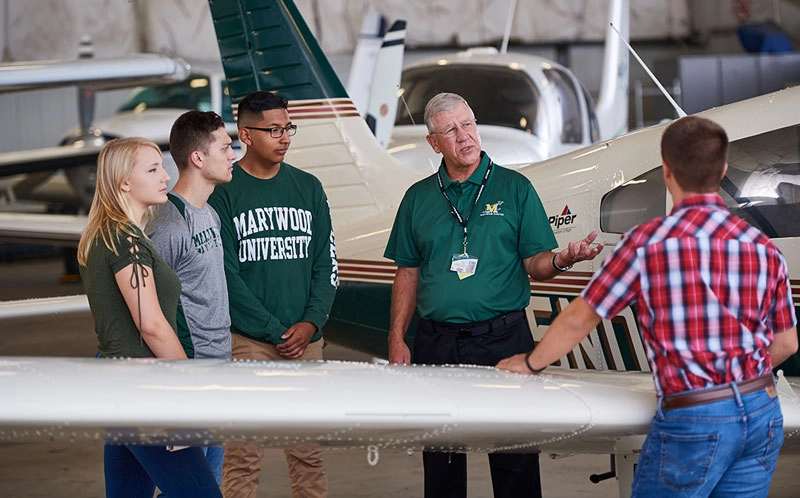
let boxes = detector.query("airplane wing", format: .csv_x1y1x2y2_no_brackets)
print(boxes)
0,139,172,179
0,53,191,93
0,53,189,209
0,145,104,177
0,295,88,320
0,212,85,246
0,358,798,455
0,359,650,451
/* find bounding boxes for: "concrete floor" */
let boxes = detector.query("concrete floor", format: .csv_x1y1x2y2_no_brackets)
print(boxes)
0,255,798,497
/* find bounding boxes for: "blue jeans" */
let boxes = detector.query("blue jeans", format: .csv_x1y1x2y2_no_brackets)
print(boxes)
104,444,222,498
156,446,224,498
204,446,225,485
631,384,784,498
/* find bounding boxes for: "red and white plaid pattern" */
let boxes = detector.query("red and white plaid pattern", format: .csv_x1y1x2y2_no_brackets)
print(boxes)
583,194,796,396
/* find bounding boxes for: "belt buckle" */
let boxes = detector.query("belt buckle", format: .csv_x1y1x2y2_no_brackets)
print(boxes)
457,327,472,339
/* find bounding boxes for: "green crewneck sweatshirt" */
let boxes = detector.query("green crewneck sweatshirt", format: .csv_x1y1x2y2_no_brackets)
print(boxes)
208,162,338,345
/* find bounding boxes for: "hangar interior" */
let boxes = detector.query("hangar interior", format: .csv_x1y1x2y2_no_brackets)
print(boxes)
1,1,800,497
0,0,799,154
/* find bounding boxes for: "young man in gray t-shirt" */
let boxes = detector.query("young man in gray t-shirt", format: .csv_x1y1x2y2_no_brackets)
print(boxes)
148,110,237,485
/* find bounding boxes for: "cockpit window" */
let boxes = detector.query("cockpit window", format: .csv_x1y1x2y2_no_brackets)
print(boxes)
542,67,582,144
722,124,800,238
600,167,666,234
395,65,542,136
599,123,800,238
118,74,214,113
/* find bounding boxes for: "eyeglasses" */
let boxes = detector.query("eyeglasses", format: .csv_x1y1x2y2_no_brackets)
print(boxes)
245,124,297,138
430,119,477,139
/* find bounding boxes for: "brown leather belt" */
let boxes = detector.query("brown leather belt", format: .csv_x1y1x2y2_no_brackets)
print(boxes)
661,374,775,411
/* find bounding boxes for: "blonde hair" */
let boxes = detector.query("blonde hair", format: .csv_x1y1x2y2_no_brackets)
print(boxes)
77,137,163,266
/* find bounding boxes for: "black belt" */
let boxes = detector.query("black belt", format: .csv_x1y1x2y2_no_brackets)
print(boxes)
661,373,775,410
420,310,526,338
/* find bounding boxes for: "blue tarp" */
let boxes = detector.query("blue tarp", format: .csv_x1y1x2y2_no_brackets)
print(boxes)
738,21,794,53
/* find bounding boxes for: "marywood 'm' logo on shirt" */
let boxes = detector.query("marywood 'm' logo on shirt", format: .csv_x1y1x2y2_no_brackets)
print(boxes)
480,200,504,216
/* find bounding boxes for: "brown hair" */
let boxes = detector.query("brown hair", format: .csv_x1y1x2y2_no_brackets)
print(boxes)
169,110,226,170
661,115,729,193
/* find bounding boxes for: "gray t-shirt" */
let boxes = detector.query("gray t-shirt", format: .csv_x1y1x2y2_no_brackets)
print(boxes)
149,192,232,359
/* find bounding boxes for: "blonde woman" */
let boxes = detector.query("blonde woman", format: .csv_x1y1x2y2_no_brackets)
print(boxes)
78,137,221,498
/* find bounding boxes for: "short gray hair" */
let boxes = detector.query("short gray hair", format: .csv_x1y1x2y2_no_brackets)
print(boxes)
424,93,473,133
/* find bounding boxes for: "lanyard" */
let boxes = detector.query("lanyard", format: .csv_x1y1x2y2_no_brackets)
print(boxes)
436,160,493,253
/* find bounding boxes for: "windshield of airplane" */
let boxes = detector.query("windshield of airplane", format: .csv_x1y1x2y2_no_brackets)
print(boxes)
723,124,800,238
600,123,800,238
542,67,583,144
395,65,542,136
117,73,234,122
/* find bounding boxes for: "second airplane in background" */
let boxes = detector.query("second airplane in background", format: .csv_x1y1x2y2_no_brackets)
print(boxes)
0,3,799,498
388,0,630,172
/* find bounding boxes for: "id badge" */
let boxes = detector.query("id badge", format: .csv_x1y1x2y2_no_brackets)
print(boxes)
450,253,478,280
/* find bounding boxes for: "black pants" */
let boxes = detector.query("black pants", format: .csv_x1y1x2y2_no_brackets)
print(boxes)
413,311,542,498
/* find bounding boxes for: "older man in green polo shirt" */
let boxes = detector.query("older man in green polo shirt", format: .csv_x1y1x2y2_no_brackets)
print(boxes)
384,92,603,498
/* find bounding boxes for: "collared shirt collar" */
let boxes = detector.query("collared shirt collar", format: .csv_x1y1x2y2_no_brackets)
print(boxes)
437,151,491,189
670,193,727,214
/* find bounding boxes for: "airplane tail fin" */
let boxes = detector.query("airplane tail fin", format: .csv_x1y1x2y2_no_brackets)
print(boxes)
208,0,345,101
347,6,388,116
207,0,422,225
365,20,407,149
595,0,629,141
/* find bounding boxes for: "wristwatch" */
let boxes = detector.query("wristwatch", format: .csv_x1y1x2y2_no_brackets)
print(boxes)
552,253,573,272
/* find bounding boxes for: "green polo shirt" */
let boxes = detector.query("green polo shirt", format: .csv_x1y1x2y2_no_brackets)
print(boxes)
385,152,556,323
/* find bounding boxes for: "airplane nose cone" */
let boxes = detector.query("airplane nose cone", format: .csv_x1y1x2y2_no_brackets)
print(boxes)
64,128,106,149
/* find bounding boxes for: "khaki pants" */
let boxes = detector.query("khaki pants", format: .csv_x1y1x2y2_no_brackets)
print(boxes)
222,334,327,498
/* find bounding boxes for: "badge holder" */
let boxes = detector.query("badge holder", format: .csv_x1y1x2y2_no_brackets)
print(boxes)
450,252,478,280
438,161,492,281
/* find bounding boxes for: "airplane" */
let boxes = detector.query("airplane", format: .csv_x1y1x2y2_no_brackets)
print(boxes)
0,21,407,212
0,59,238,212
1,1,800,496
60,61,240,204
338,6,409,149
364,19,407,149
61,20,407,200
0,51,194,210
387,0,630,173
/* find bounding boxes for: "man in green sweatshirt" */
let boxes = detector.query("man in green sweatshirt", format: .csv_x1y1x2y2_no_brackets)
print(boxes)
208,91,337,498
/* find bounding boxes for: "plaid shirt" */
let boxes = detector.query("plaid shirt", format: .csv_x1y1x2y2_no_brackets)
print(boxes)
582,194,796,396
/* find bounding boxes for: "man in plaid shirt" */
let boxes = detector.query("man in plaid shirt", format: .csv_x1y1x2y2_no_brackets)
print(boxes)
498,115,798,497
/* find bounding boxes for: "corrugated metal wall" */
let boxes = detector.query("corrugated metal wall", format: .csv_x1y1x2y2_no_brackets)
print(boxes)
0,89,129,153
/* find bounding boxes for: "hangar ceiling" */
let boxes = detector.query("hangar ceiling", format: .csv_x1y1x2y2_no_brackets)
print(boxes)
1,0,798,63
